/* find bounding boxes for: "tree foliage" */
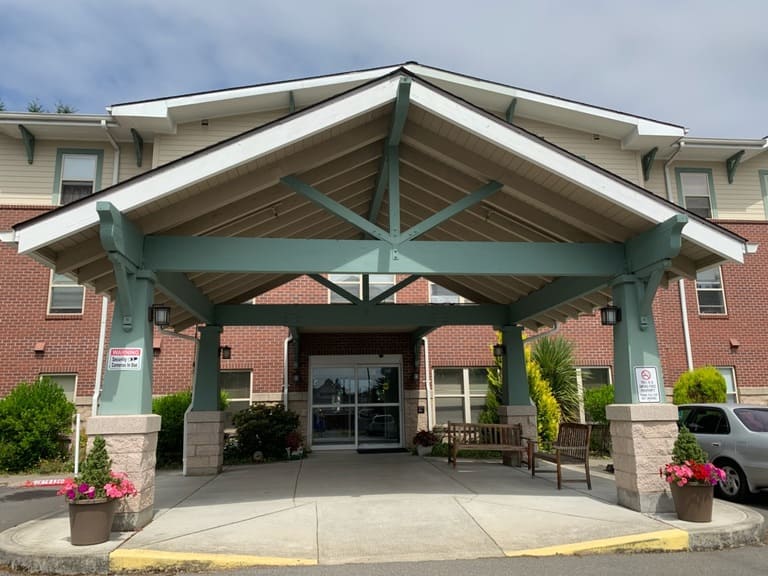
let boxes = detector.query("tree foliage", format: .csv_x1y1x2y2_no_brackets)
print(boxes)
532,335,579,422
0,377,75,472
26,98,46,113
672,366,726,405
673,425,709,464
232,403,301,460
78,436,112,499
583,384,614,424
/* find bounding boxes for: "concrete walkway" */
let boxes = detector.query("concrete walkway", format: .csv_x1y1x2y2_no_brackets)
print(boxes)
0,452,763,574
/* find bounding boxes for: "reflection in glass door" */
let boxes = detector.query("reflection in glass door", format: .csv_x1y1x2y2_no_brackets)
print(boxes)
311,360,401,449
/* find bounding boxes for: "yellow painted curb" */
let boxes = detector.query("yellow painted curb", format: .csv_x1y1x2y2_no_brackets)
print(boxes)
505,529,689,557
109,549,317,571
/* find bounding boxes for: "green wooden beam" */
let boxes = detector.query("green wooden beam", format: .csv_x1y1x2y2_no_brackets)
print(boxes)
281,175,391,241
367,154,389,225
388,145,400,242
370,274,420,304
641,147,657,182
18,124,35,164
726,150,745,184
130,128,144,167
309,274,361,304
505,98,517,124
624,214,687,273
214,303,510,327
143,236,626,277
155,271,215,323
507,276,611,322
96,201,144,269
401,181,502,241
388,76,411,146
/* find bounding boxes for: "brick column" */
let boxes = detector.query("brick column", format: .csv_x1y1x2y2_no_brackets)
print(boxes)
183,411,226,476
498,404,537,466
86,414,161,531
606,403,676,513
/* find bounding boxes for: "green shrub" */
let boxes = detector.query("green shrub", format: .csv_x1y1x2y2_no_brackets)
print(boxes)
527,346,561,450
479,334,502,424
0,377,75,473
232,403,300,460
672,366,726,405
152,389,228,467
673,425,709,464
532,336,579,422
583,384,615,424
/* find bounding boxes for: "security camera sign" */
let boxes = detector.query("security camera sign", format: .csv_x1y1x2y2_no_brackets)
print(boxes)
634,366,661,403
108,347,143,371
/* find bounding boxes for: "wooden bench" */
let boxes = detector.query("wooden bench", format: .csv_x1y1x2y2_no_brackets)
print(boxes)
447,422,524,469
527,423,592,490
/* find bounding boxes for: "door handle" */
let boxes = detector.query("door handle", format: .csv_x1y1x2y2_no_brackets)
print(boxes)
711,442,721,447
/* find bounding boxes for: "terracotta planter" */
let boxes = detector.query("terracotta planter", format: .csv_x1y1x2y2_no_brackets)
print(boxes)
68,498,118,545
669,482,714,522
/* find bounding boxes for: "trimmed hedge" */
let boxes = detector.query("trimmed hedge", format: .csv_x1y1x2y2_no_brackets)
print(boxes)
672,366,726,405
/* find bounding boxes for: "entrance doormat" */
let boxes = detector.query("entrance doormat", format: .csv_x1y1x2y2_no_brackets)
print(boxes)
357,448,410,454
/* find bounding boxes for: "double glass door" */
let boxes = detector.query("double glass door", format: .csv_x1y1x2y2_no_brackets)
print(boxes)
311,362,401,449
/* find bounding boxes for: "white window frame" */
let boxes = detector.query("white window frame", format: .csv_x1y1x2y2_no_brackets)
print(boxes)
327,274,396,303
676,168,716,218
47,271,85,315
53,149,103,206
429,282,471,304
695,266,727,315
219,370,253,427
715,367,738,404
576,366,612,423
41,373,77,402
431,367,489,425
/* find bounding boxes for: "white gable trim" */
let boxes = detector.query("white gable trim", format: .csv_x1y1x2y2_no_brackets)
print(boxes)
408,82,745,263
16,76,402,254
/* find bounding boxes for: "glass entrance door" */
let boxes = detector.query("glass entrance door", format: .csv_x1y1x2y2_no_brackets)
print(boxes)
311,362,401,449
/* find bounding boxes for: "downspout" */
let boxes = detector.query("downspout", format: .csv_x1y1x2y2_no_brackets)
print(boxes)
421,337,432,430
663,141,694,371
283,331,294,407
92,122,121,415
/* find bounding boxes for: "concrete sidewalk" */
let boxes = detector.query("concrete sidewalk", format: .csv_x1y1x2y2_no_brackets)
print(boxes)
0,452,764,574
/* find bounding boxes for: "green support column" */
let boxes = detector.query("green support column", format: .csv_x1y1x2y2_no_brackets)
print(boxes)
99,271,156,415
501,325,529,405
192,325,222,411
611,275,665,404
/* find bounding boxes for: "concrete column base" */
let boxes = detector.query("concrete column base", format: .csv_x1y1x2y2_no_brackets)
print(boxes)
86,414,161,531
184,410,226,476
499,404,537,466
606,403,677,513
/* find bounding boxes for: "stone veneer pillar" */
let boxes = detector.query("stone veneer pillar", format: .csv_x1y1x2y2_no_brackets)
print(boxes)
86,414,161,531
498,404,537,466
606,403,677,513
183,410,226,476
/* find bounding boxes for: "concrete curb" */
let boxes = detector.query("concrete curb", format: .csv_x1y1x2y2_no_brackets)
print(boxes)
505,529,689,557
687,504,766,551
109,549,317,572
0,526,110,575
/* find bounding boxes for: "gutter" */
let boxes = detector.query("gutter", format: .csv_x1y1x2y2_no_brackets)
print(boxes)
283,332,294,407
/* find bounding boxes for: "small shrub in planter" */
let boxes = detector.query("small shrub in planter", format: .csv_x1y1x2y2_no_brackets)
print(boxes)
232,403,301,461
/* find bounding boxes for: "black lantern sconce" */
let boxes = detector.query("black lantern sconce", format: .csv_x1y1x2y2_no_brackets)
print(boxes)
148,305,171,328
599,305,622,326
492,343,506,358
219,345,232,360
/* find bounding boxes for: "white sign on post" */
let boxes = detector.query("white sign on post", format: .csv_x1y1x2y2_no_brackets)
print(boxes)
107,347,143,371
634,366,661,403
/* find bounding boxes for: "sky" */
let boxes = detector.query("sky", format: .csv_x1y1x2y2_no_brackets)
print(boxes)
0,0,766,138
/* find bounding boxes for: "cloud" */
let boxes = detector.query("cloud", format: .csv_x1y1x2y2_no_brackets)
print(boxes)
0,0,765,137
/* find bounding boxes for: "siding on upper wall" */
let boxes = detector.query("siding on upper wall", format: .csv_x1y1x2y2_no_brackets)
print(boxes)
643,159,669,200
670,157,768,221
153,110,287,167
513,117,642,185
0,137,152,206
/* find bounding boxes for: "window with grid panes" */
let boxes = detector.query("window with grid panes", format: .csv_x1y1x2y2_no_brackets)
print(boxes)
433,367,490,424
696,266,726,315
677,170,714,218
327,274,395,303
57,152,101,205
48,272,84,314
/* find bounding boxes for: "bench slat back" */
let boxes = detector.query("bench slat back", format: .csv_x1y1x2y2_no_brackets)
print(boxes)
448,422,521,446
555,423,592,459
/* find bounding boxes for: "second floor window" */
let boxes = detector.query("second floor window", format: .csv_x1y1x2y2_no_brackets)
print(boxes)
328,274,395,303
55,150,103,205
677,169,715,218
429,283,471,304
695,266,726,315
48,272,84,314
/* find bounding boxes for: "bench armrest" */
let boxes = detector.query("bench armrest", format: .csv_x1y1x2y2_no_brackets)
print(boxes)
552,444,588,451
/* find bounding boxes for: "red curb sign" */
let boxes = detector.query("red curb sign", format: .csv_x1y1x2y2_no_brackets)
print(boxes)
23,478,66,487
108,347,143,371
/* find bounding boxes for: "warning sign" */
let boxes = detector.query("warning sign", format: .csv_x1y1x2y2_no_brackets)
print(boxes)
108,348,143,371
634,366,661,403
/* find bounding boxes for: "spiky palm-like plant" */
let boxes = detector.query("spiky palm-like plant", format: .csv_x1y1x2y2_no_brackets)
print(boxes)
532,336,579,422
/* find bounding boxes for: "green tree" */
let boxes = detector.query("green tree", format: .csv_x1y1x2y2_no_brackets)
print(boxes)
0,100,5,111
78,436,112,499
479,334,502,424
672,366,726,405
672,425,709,464
26,98,46,113
532,336,579,422
55,101,77,114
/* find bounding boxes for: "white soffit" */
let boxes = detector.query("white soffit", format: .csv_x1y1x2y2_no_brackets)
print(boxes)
15,75,402,254
407,82,745,264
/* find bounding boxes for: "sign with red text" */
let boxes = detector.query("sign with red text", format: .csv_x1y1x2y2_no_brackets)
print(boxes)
634,366,661,403
107,347,142,371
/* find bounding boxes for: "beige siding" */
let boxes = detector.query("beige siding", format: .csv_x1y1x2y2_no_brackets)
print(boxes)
644,160,670,200
671,159,768,221
514,118,642,184
154,110,285,167
116,142,153,184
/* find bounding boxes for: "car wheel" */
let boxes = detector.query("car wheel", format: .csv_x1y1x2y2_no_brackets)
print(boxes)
714,460,748,502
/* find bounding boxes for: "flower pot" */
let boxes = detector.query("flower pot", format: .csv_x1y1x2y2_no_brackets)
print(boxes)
68,498,117,545
416,444,433,457
669,482,714,522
